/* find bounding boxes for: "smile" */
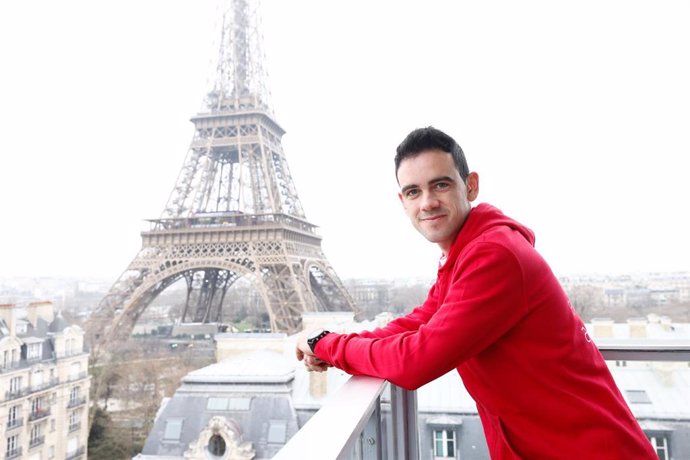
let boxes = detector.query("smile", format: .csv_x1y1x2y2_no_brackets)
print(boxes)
420,214,446,222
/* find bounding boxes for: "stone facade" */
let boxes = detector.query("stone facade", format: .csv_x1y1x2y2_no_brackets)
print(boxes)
0,302,90,460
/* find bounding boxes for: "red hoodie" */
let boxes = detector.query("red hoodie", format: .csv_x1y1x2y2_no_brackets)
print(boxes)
315,203,656,459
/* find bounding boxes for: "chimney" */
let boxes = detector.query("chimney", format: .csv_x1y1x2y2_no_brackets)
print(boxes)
655,362,675,386
646,313,660,324
301,311,354,333
627,317,648,338
660,316,674,332
374,312,395,328
26,301,55,328
0,304,16,337
591,318,614,338
215,333,287,362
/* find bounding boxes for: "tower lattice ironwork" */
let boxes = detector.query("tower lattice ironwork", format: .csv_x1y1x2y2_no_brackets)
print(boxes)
86,0,357,354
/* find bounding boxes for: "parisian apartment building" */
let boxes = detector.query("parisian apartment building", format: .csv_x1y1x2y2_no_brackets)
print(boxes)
0,301,89,460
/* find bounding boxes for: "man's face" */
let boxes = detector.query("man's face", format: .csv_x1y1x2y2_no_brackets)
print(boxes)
397,149,479,255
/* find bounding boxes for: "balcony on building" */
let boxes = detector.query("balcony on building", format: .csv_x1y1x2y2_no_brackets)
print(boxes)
65,446,85,460
28,407,51,422
28,435,45,449
5,447,22,460
68,422,82,433
274,315,690,460
67,396,87,409
5,417,23,431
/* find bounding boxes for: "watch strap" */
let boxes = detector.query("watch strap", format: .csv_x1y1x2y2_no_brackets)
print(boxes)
307,329,330,353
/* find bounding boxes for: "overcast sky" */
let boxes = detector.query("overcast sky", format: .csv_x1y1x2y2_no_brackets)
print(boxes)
1,1,688,283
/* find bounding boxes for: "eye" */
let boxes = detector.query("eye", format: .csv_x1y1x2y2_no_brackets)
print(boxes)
434,182,450,190
404,188,420,199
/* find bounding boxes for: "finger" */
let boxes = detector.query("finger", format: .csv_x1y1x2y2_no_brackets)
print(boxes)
313,363,329,372
306,360,330,373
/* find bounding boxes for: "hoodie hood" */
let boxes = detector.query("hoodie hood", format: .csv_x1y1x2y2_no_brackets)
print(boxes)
441,203,536,272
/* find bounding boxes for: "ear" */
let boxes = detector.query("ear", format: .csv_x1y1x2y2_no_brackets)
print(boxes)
398,191,406,207
465,172,479,201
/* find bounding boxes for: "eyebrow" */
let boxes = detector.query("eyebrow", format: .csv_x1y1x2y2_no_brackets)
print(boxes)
400,176,456,195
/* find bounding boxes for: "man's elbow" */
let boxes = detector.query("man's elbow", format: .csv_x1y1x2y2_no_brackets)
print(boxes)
387,373,428,391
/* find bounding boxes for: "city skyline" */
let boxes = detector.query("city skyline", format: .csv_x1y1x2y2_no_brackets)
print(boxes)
1,0,688,283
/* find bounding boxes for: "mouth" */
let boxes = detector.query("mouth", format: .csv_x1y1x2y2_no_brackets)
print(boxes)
419,213,446,223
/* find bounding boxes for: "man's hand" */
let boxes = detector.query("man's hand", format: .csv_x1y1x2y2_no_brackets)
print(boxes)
296,330,331,373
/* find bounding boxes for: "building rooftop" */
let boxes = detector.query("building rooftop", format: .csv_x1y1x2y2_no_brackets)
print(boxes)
140,313,690,459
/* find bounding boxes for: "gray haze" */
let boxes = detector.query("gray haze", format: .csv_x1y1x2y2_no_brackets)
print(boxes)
0,0,688,281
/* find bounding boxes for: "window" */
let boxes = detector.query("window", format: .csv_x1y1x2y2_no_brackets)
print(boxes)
208,434,226,456
69,410,81,432
207,397,228,410
8,405,18,422
434,429,456,458
31,397,42,413
8,405,19,427
70,386,80,404
30,423,44,447
625,389,652,404
163,419,184,440
228,397,251,410
6,434,19,455
9,376,21,394
27,342,42,360
650,435,670,460
267,420,287,443
31,396,47,420
66,437,77,455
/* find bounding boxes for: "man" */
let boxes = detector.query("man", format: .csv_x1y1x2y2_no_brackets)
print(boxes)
296,127,656,459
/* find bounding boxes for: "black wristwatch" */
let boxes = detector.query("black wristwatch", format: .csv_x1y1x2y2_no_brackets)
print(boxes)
307,328,330,353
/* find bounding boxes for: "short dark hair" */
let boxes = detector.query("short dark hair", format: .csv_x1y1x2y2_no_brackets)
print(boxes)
395,126,470,181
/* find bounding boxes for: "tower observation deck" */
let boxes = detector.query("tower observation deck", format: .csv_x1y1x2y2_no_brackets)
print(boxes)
85,0,357,356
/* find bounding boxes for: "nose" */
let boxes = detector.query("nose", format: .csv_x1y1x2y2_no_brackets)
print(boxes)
420,191,440,211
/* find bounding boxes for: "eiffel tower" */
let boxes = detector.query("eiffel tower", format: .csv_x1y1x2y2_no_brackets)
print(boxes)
86,0,357,355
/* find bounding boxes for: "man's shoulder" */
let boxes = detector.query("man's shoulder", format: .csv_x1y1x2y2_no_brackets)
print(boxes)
453,226,541,271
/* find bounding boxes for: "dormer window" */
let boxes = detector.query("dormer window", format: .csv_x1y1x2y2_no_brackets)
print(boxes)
27,342,43,361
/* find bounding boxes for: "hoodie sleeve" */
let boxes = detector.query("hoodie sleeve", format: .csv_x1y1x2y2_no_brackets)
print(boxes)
356,284,440,339
314,241,528,390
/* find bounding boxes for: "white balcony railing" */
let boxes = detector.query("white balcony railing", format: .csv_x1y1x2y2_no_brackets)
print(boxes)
273,375,417,460
274,340,690,460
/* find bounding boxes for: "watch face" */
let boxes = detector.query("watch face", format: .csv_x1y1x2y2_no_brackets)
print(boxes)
308,328,325,340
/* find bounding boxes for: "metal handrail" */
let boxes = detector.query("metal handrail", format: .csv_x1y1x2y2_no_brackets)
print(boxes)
6,417,23,431
273,375,393,460
67,396,87,408
273,342,689,460
65,446,85,460
5,447,22,460
597,339,690,361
